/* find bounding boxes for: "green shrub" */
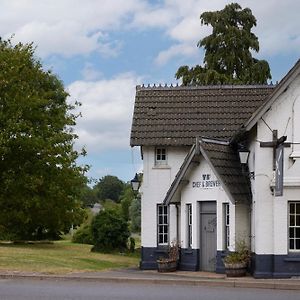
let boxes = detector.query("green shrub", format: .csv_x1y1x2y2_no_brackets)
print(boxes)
72,224,93,244
91,208,130,252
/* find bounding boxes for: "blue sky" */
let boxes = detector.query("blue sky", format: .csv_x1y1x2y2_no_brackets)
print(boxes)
1,0,299,184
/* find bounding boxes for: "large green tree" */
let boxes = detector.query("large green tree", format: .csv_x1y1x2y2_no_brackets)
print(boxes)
95,175,125,203
176,3,271,85
0,39,87,240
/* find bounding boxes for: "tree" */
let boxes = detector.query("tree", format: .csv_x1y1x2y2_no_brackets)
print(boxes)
129,194,141,233
91,208,130,252
0,39,87,240
81,185,99,207
120,184,134,221
95,175,125,203
176,3,271,85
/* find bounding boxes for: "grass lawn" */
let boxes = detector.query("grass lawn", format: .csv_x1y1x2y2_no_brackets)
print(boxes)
0,240,140,275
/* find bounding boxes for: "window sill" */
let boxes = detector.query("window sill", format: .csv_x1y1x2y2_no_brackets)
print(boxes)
152,165,171,170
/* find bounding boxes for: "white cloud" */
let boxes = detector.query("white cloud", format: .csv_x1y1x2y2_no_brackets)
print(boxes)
0,0,141,58
67,73,142,154
0,0,299,62
155,43,199,66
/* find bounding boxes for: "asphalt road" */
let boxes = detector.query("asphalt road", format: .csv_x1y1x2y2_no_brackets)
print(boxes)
0,278,299,300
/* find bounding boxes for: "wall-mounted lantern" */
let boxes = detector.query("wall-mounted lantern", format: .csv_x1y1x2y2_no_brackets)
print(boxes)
130,173,141,192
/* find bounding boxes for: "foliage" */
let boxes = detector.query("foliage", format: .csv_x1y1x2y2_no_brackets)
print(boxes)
157,240,180,262
223,240,251,264
120,184,134,221
129,195,141,233
72,209,94,245
91,208,130,252
81,185,99,207
0,38,87,240
95,175,125,203
72,224,93,245
176,3,271,85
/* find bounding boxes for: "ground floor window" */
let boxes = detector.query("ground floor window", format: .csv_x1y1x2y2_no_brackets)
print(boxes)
187,204,192,248
157,204,168,245
289,202,300,251
224,203,230,249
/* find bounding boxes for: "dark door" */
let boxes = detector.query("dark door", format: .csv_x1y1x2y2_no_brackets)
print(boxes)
200,202,217,271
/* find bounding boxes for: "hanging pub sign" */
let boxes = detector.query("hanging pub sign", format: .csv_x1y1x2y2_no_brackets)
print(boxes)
275,143,284,197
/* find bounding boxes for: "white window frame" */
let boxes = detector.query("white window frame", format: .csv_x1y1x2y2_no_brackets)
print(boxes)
187,204,192,248
289,202,300,251
155,147,167,165
224,203,230,250
157,204,168,245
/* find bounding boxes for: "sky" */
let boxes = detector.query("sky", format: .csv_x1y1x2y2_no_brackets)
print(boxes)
1,0,299,184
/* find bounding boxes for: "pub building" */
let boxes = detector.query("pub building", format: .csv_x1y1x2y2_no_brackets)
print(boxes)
130,59,300,278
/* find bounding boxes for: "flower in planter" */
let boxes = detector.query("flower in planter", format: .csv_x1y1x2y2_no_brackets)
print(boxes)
157,240,180,272
223,240,251,277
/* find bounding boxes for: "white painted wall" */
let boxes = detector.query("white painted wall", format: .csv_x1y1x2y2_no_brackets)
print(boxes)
253,74,300,255
180,159,231,251
140,146,188,247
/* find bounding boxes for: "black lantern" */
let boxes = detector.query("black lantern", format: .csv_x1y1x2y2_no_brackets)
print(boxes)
238,148,250,165
130,173,140,192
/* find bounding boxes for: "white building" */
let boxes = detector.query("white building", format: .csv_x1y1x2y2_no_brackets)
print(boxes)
130,60,300,278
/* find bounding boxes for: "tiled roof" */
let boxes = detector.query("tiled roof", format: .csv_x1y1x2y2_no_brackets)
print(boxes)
130,85,274,146
200,139,251,203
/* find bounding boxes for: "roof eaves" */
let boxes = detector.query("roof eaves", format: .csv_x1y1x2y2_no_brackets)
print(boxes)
244,59,300,131
199,138,236,204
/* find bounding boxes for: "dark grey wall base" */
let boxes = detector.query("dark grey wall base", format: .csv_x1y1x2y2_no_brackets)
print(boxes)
253,253,300,278
140,247,168,270
179,248,199,271
216,251,226,274
140,247,200,271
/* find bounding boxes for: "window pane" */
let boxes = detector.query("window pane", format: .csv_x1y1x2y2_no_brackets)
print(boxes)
163,206,168,214
296,239,300,250
290,227,295,238
290,215,295,226
159,216,163,224
158,206,162,214
296,215,300,226
291,203,295,214
297,203,300,214
290,239,295,250
296,228,300,238
164,216,168,224
159,235,163,244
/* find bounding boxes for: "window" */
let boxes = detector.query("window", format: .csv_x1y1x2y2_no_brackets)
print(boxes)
187,204,192,248
155,148,167,165
289,202,300,251
224,203,230,249
157,204,168,245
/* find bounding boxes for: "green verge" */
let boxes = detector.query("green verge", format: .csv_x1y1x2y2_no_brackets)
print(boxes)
0,240,140,274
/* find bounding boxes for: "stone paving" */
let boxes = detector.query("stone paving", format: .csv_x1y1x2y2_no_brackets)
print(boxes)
1,269,300,291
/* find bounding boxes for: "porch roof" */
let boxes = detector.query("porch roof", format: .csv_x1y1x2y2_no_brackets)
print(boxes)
163,138,251,205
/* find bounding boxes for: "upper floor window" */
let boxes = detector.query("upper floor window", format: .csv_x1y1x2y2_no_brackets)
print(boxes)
289,202,300,251
155,147,167,165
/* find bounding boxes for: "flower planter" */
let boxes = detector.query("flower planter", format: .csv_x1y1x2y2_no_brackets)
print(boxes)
157,259,177,273
224,262,247,277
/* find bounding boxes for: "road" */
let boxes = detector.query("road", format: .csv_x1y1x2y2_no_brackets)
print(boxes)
0,278,299,300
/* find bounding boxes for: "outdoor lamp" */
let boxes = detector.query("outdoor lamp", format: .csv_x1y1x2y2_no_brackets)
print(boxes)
130,173,140,192
238,147,250,165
